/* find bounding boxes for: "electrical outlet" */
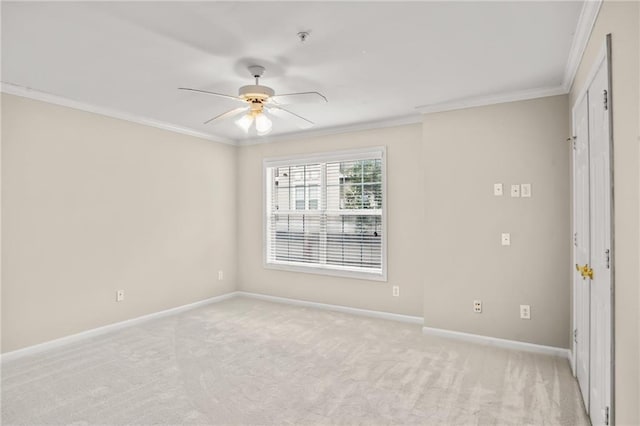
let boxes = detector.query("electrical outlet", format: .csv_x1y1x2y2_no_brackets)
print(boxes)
521,183,531,198
473,300,482,313
501,233,511,246
218,270,224,281
511,184,521,198
493,183,503,196
116,290,125,302
392,286,400,297
520,304,531,319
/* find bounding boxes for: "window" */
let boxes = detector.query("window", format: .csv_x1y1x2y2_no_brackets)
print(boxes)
264,147,386,281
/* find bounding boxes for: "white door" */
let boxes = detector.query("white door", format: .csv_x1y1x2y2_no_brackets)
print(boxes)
571,38,613,426
572,92,591,411
587,56,612,426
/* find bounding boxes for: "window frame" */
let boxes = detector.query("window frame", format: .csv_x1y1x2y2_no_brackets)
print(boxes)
263,146,387,282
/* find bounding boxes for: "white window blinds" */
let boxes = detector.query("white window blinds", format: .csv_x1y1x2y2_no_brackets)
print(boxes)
264,148,386,280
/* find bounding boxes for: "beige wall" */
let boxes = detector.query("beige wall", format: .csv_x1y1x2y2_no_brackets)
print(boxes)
569,1,640,423
0,94,575,354
236,124,424,316
1,94,237,352
422,95,571,348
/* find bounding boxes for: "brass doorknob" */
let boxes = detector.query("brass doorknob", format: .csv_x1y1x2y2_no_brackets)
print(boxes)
583,265,594,280
576,264,594,280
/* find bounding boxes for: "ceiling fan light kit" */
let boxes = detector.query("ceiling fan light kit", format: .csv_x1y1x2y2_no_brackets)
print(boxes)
235,113,254,133
255,113,272,135
179,64,327,137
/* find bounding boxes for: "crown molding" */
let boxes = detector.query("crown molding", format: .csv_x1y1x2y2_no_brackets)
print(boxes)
237,113,423,146
415,0,603,117
415,85,566,115
1,82,234,145
562,0,603,92
1,82,421,146
1,3,598,146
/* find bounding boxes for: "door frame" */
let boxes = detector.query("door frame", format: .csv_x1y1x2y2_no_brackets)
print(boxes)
570,34,615,424
604,32,615,426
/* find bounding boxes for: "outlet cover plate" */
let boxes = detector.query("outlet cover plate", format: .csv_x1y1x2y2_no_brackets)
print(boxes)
520,304,531,319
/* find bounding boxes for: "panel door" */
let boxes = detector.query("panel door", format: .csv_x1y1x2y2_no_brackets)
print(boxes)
573,92,591,411
587,57,612,426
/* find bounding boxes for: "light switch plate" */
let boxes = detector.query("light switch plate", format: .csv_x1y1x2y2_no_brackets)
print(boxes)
501,233,511,246
493,183,503,196
511,184,520,197
521,183,531,198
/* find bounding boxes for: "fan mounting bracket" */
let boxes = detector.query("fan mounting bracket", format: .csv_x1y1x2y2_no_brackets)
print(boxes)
248,65,265,78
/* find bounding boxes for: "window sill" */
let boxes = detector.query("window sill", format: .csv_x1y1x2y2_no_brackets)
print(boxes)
264,261,387,282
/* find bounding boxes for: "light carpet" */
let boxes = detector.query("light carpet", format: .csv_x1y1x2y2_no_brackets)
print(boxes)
2,296,588,425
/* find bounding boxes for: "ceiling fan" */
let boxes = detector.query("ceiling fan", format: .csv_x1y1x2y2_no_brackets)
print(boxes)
179,65,327,136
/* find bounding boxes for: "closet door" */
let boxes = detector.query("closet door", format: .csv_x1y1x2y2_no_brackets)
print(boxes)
587,53,613,426
572,92,590,411
571,36,613,426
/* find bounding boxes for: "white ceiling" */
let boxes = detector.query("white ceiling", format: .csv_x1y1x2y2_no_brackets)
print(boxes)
2,1,584,144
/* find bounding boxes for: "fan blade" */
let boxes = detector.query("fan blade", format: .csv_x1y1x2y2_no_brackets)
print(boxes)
267,106,314,129
178,87,244,103
268,91,327,105
204,106,249,125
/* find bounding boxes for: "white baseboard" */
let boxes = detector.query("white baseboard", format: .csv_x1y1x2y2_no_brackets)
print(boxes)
1,292,239,363
570,348,576,375
2,290,420,363
236,291,424,325
2,290,570,363
422,326,571,359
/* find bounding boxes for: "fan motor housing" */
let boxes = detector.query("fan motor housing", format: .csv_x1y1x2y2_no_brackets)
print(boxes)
239,85,274,101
